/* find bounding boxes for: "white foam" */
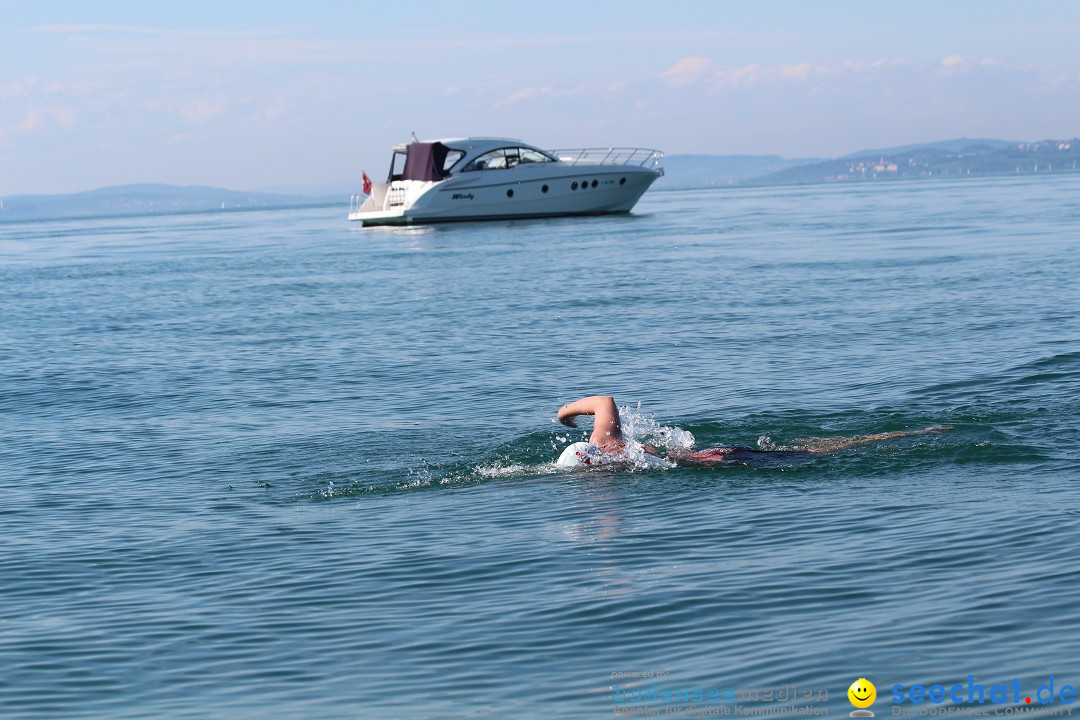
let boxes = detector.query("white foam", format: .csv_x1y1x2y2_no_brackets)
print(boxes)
618,404,696,451
473,462,529,478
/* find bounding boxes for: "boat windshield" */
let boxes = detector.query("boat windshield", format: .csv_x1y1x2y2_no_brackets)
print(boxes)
458,147,555,172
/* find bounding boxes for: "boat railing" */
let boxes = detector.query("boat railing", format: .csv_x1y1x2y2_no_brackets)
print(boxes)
350,183,391,215
549,147,664,168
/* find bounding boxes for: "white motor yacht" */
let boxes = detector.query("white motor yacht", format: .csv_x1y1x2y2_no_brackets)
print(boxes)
349,138,663,226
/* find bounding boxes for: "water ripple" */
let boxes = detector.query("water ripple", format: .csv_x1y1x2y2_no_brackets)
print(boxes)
3,178,1079,718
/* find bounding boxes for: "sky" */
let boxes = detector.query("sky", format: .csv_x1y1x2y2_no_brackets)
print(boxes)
3,0,1080,195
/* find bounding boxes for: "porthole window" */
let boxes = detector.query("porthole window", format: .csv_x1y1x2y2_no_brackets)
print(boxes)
507,189,514,198
591,179,598,188
542,184,549,193
619,177,627,185
571,182,578,190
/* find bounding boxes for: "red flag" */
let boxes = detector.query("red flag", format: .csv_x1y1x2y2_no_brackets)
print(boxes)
362,171,372,195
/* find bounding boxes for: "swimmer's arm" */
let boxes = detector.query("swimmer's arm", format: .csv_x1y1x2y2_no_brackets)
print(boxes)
557,395,623,445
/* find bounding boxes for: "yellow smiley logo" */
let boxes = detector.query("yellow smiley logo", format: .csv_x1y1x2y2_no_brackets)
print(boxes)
848,678,877,708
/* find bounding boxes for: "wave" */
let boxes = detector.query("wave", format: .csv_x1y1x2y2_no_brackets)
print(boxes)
912,350,1080,398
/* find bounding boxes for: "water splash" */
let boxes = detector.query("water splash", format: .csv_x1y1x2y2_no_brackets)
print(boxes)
579,404,695,471
473,462,529,479
619,403,696,451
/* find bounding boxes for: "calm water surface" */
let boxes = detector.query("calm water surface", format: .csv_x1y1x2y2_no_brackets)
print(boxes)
2,176,1079,719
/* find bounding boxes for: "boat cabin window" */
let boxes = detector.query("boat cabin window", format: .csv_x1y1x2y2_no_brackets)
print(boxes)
518,148,554,164
442,150,464,173
389,151,407,182
459,147,555,172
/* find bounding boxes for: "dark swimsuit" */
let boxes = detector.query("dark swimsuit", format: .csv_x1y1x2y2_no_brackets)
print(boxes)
668,445,815,466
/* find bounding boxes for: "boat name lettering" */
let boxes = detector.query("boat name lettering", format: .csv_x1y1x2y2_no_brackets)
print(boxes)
452,193,475,200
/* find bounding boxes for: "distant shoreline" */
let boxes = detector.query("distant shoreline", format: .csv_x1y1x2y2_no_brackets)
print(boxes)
0,183,343,223
652,165,1080,192
4,137,1078,222
6,173,1080,224
657,137,1078,189
0,199,340,225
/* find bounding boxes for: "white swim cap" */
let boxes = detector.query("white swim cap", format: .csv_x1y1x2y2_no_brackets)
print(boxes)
557,441,595,467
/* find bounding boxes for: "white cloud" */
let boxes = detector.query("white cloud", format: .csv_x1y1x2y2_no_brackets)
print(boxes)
501,87,538,104
491,81,623,107
777,63,813,82
262,100,290,123
659,56,986,93
19,111,39,131
662,56,713,85
665,57,814,88
940,55,971,76
709,63,763,88
181,98,225,124
0,81,25,100
0,111,40,141
47,106,78,126
495,86,557,105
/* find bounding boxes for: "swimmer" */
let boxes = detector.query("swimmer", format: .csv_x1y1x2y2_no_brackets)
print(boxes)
555,395,950,468
555,395,668,468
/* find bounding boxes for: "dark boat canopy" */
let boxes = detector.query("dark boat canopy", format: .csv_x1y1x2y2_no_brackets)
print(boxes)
401,142,452,182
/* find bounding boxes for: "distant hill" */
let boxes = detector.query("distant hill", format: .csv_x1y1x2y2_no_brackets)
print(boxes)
0,183,336,222
256,182,363,197
842,138,1020,158
658,154,820,188
754,139,1080,185
658,139,1059,188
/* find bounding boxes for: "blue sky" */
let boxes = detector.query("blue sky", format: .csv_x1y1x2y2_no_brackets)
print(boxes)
3,1,1080,194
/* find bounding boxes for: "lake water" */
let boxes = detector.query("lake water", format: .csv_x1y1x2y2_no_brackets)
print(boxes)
2,175,1079,719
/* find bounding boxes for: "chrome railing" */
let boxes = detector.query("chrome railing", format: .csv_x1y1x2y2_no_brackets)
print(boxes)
549,147,664,168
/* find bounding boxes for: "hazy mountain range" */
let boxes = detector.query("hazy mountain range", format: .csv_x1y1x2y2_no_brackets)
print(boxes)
655,138,1075,188
3,138,1077,221
750,138,1077,186
655,154,821,188
0,184,338,222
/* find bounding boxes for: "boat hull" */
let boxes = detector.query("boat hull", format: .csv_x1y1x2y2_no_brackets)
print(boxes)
350,164,660,227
